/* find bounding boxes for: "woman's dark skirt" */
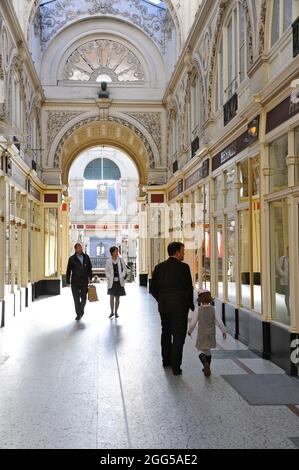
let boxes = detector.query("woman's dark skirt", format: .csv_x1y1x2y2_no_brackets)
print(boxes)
108,281,126,297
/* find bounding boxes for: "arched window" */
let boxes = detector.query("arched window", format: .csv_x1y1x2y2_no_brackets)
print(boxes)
216,1,247,110
270,0,294,47
84,158,121,181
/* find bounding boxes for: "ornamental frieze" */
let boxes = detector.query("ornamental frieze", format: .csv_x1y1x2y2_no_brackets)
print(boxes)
52,115,157,169
126,112,162,154
47,110,84,150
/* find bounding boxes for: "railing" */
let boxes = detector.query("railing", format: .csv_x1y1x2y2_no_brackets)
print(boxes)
223,92,238,126
90,256,109,269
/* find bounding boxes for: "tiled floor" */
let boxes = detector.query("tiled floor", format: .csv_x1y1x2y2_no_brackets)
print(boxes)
0,283,298,449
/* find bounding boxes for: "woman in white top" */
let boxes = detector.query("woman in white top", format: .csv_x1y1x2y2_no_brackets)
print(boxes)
105,246,127,319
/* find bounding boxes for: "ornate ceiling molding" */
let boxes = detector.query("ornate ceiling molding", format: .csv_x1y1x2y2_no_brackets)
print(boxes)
39,0,176,53
63,39,145,82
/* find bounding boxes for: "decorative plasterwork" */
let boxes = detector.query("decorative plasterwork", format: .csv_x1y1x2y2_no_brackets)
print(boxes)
51,115,157,170
258,0,267,55
126,112,162,154
39,0,175,53
47,110,84,150
63,39,145,82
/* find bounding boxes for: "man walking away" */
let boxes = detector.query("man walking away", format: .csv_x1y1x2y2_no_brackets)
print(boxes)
66,243,93,321
150,242,195,376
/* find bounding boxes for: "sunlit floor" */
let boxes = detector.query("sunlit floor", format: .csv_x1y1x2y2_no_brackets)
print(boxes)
0,283,298,449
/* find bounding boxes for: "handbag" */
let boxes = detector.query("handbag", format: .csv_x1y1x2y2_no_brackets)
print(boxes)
88,284,98,302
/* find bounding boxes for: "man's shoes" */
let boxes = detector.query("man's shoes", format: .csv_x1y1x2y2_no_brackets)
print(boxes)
109,313,114,319
172,368,182,376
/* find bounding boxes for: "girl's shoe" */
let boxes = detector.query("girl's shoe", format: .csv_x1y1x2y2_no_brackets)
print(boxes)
109,313,114,318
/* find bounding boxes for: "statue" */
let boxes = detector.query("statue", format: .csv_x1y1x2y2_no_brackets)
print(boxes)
98,81,109,99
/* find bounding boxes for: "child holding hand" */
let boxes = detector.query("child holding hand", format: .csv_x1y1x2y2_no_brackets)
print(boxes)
188,291,227,377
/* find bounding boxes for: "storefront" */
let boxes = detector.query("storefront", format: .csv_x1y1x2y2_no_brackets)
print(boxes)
262,92,299,374
0,146,64,326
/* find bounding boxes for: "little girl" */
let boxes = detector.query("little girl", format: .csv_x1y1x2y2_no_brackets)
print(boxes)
188,291,227,377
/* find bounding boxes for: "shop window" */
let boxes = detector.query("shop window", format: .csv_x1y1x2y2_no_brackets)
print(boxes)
252,155,260,197
295,127,299,184
225,167,235,208
216,216,224,299
269,134,288,192
5,185,10,288
202,184,210,290
239,209,251,309
239,160,249,203
215,175,222,212
44,208,58,277
252,199,262,313
226,214,237,304
270,199,290,326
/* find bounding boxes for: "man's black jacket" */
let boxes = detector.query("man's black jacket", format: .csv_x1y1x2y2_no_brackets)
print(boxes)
150,257,195,311
66,253,93,286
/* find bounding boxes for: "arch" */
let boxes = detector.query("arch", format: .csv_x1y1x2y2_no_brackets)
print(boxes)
41,17,167,89
207,0,254,114
59,120,149,187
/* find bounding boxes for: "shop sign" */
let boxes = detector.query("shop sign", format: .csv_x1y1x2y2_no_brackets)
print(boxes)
185,159,210,190
168,179,184,200
266,92,299,134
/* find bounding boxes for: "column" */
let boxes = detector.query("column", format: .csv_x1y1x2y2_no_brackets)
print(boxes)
61,196,71,287
138,196,148,287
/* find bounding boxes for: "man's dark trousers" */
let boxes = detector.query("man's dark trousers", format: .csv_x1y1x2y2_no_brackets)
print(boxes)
159,293,189,372
71,284,88,317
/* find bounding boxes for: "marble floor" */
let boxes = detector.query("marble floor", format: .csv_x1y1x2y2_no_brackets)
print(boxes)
0,283,298,449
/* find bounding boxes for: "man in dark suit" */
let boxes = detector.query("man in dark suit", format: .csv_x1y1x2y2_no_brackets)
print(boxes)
150,242,195,375
66,243,93,320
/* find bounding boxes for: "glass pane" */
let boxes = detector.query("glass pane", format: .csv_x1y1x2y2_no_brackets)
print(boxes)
252,199,262,313
215,176,222,212
216,216,223,299
239,160,249,203
225,167,235,207
227,214,236,304
270,199,290,326
295,127,299,185
202,184,210,290
252,156,260,197
44,208,58,277
227,18,233,96
239,1,245,82
240,209,251,309
271,0,280,46
5,185,10,287
269,134,288,192
218,38,223,108
284,0,292,30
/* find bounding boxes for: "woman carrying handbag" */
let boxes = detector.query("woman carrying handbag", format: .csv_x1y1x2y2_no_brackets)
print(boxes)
105,246,127,319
